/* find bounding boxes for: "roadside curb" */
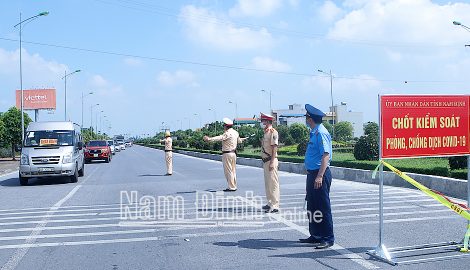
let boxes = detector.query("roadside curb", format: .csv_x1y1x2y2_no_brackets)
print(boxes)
146,147,467,200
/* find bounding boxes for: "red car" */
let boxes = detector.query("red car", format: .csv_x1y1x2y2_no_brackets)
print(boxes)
85,140,112,163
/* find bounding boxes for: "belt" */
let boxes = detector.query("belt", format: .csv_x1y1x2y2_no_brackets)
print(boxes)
222,150,236,154
164,150,172,152
262,156,275,163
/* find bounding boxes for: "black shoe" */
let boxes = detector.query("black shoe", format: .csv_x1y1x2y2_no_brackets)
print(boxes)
223,188,237,192
262,205,270,210
265,208,279,213
299,237,321,244
315,242,334,249
165,173,172,176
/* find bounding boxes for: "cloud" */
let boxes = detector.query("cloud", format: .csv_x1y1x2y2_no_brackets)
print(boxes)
229,0,283,17
123,57,143,67
157,70,199,87
251,56,292,72
89,75,123,96
318,1,343,23
179,5,274,51
0,48,66,87
327,0,470,46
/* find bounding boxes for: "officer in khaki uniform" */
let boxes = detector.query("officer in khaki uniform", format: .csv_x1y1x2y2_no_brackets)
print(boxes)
260,113,280,213
204,118,246,192
160,131,173,176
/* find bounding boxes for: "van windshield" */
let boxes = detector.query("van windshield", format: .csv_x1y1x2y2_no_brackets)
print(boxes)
24,130,74,147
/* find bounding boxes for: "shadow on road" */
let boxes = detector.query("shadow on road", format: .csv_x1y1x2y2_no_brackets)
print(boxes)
0,176,72,187
138,174,168,177
213,238,301,250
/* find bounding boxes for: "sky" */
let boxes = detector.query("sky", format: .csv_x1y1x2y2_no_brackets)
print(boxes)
1,0,470,137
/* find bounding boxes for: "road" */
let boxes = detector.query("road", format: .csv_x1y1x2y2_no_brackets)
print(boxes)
0,145,468,270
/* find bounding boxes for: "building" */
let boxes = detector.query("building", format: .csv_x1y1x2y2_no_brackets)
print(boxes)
233,117,258,126
273,102,364,137
272,104,306,126
329,102,364,138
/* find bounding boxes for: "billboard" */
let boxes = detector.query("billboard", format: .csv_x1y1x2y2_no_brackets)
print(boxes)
381,95,470,158
16,89,56,110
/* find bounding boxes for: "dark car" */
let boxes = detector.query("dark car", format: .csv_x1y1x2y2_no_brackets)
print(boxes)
85,140,112,163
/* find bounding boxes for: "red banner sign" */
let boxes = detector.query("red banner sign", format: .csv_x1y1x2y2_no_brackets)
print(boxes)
16,89,56,110
381,95,470,158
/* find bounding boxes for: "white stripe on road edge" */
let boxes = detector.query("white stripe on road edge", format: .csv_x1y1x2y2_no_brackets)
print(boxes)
0,227,294,250
238,197,379,270
0,166,99,270
0,170,19,181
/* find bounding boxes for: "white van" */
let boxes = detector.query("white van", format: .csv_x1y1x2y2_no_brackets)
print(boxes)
19,121,85,186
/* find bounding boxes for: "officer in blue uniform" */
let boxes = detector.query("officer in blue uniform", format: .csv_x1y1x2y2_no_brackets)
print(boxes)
299,104,334,249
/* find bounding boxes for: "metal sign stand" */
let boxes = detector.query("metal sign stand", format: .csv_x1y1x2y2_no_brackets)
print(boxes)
366,95,470,265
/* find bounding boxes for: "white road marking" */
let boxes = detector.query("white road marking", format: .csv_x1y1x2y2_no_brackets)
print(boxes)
0,227,294,250
238,197,379,269
0,166,99,270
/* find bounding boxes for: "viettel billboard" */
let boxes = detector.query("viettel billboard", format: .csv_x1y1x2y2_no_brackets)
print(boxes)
16,89,56,110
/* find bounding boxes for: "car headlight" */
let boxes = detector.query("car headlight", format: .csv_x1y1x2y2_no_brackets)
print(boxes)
20,153,29,165
63,152,73,164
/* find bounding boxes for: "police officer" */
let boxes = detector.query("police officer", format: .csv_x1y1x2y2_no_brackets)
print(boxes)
160,130,173,176
260,113,280,213
299,104,334,249
203,118,246,191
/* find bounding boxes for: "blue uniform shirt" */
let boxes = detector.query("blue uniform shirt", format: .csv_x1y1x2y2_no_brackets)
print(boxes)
304,123,332,170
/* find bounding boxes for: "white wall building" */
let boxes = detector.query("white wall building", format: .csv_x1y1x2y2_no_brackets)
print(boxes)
331,102,364,138
272,104,306,126
273,102,364,138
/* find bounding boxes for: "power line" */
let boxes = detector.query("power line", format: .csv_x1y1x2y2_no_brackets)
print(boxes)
0,37,466,84
93,0,464,49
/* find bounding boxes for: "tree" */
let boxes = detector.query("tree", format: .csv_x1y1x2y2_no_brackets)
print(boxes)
276,125,290,144
363,121,379,137
354,134,379,160
2,107,32,160
289,123,309,144
0,113,5,147
322,121,333,135
333,121,353,142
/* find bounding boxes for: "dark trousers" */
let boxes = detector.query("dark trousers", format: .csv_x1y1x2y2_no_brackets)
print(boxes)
306,167,334,243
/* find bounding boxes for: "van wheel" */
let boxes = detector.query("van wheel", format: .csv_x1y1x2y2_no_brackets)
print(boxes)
105,157,110,163
19,174,28,186
70,166,79,183
78,163,85,177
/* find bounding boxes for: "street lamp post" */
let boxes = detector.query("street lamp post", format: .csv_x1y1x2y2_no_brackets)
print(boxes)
90,103,99,132
194,113,201,129
96,110,103,134
81,91,93,128
208,108,217,133
62,69,81,121
228,101,238,119
318,69,335,139
453,21,470,47
13,11,49,144
261,89,272,113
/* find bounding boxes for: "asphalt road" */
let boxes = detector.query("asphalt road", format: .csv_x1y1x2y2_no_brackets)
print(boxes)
0,145,468,270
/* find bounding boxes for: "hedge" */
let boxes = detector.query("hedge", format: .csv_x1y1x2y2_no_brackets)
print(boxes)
140,143,467,180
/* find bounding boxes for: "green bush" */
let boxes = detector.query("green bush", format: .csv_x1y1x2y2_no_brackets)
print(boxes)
450,169,468,180
353,135,379,160
289,123,309,144
297,140,308,156
449,156,467,170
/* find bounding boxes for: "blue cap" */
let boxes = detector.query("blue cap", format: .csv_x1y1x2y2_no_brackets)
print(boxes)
305,104,325,118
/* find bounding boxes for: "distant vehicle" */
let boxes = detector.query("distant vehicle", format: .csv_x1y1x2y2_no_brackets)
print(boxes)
85,140,112,163
125,141,132,147
19,121,85,186
107,140,116,155
116,141,125,150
